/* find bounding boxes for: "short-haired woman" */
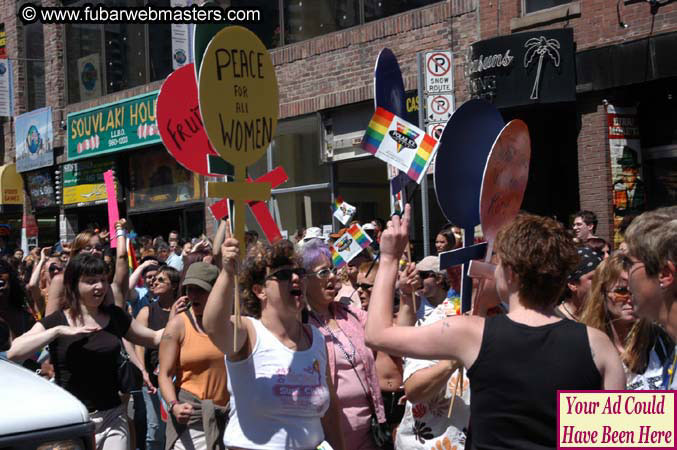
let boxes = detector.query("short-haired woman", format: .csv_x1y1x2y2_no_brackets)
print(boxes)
203,229,345,450
623,206,677,389
366,206,625,449
8,253,163,449
300,239,386,450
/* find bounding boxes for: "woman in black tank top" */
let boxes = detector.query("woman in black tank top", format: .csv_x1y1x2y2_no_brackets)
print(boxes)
366,208,626,450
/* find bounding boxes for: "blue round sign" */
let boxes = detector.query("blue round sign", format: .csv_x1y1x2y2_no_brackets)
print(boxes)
26,125,42,155
374,48,406,117
433,99,505,229
81,62,97,91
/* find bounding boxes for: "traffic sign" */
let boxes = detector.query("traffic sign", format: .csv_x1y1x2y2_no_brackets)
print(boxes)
427,122,446,141
426,94,454,122
424,51,453,93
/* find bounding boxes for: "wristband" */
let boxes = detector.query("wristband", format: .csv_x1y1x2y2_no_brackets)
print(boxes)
116,229,126,238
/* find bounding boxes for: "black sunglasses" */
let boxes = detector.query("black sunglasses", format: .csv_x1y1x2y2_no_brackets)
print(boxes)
419,270,437,280
48,264,63,275
266,268,307,282
356,282,373,290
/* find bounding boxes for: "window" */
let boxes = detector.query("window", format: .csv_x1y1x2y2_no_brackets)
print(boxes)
364,0,439,22
524,0,572,14
21,0,45,110
284,0,359,44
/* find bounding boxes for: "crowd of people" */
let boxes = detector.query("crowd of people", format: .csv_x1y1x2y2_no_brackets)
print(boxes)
0,204,675,450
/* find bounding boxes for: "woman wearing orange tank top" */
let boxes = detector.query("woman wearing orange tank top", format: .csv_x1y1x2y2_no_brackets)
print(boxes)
158,262,229,450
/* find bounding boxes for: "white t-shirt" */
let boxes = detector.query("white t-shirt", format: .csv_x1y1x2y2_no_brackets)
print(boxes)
225,318,330,449
396,301,469,450
626,348,665,391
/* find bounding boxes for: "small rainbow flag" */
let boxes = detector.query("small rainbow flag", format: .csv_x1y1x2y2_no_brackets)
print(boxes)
127,239,141,287
348,224,372,249
361,108,395,155
330,245,347,269
407,133,436,181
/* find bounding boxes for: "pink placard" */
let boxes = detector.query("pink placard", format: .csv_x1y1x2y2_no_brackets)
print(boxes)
103,170,119,248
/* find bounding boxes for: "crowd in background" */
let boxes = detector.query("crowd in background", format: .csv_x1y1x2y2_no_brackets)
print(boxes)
0,205,675,450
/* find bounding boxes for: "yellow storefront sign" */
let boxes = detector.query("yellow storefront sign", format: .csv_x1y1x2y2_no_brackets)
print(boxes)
63,183,110,205
0,163,24,205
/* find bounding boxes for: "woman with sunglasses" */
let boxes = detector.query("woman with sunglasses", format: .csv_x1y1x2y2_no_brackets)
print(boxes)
366,206,625,449
136,265,185,450
580,254,673,390
203,230,345,450
8,253,164,449
300,239,386,450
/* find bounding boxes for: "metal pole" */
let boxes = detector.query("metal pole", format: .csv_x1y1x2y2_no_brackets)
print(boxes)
461,226,475,313
417,52,431,257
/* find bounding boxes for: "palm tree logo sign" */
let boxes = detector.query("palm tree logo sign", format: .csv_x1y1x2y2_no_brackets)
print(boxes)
524,36,560,100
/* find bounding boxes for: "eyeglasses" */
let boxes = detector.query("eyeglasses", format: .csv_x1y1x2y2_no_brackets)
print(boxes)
153,276,171,285
83,244,103,252
308,267,337,279
419,270,437,280
607,286,631,303
356,282,373,291
266,268,307,282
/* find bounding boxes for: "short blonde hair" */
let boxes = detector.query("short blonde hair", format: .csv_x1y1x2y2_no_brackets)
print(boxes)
625,206,677,276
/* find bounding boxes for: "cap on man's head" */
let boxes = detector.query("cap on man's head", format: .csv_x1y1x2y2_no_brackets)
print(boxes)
183,262,219,292
362,223,376,232
416,256,442,273
568,246,603,282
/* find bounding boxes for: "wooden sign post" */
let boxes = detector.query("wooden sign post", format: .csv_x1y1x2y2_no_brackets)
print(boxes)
198,26,279,348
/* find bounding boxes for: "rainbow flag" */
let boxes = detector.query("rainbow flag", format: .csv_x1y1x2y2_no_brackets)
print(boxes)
348,224,372,249
407,134,436,181
361,108,394,155
127,239,141,286
330,245,347,269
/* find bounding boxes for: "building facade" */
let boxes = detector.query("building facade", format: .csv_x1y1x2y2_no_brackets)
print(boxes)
0,0,674,253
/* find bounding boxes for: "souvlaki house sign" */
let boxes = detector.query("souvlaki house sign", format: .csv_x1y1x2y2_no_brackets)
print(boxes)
67,91,160,160
465,28,575,108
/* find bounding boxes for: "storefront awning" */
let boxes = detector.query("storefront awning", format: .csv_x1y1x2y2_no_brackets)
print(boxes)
0,163,24,205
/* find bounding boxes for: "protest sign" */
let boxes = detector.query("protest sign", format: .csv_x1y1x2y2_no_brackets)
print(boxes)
103,170,119,248
374,48,406,117
330,224,372,269
361,107,437,184
331,196,356,225
157,63,221,176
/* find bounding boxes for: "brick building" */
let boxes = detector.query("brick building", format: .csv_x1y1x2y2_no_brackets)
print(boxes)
0,0,674,253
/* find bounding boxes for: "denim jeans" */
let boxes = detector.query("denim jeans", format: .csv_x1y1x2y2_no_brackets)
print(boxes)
142,387,166,450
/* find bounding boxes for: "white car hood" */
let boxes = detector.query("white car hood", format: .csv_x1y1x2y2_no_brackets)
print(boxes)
0,358,89,435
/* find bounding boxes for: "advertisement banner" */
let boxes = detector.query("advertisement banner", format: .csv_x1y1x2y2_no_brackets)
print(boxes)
67,91,160,160
170,0,194,70
77,53,102,101
15,107,53,172
62,159,118,207
0,58,13,117
25,169,56,209
606,105,645,248
128,147,200,211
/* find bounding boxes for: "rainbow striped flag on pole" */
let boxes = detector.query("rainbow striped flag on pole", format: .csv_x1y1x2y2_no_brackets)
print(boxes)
329,224,373,269
361,107,438,184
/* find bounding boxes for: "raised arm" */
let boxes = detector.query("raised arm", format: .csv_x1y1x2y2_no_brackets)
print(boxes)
111,220,130,308
127,260,154,301
203,223,248,358
8,321,99,362
211,219,228,270
365,205,482,367
396,262,420,326
27,247,50,314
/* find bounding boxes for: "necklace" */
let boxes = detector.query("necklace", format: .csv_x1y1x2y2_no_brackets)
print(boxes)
560,303,578,321
310,311,357,365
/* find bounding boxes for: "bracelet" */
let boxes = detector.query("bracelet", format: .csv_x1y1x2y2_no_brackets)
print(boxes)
168,400,178,415
115,229,126,238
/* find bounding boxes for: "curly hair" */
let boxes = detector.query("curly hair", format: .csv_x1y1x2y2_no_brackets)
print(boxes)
495,214,579,308
240,240,300,319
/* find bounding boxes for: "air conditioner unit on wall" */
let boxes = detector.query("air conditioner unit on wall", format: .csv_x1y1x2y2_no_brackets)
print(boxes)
321,117,371,163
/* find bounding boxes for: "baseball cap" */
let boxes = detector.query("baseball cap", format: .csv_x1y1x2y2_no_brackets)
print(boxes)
362,223,376,232
416,256,442,273
183,262,219,292
303,227,324,242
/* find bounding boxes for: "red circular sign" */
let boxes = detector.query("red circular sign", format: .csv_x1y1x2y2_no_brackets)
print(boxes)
157,63,219,176
429,123,445,140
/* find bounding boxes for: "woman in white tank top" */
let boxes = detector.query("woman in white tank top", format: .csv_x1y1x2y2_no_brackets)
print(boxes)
203,228,346,450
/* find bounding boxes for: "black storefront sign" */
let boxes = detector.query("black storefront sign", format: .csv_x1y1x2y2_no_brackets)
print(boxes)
25,168,56,209
466,29,576,108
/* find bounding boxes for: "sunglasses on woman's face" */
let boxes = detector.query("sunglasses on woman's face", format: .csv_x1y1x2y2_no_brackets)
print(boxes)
48,264,63,275
83,244,103,252
308,267,337,279
153,276,171,285
608,286,631,303
265,268,307,282
356,282,373,291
